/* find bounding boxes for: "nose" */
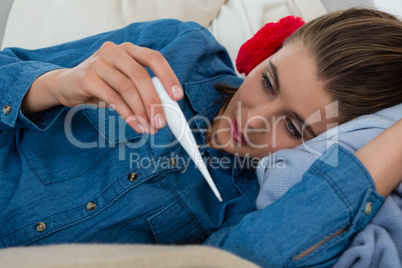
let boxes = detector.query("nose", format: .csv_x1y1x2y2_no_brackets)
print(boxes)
246,102,282,130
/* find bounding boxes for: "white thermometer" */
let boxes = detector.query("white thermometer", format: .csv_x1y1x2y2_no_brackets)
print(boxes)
152,77,223,202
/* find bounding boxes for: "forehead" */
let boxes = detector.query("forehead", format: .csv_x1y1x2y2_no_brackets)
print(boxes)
270,43,335,134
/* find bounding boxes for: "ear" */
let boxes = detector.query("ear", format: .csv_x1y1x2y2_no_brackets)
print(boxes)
236,16,305,76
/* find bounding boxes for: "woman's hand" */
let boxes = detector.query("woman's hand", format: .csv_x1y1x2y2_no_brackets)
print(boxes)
22,42,184,134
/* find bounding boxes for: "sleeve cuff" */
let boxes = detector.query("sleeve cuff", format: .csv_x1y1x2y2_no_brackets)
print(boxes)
310,144,385,231
0,61,64,130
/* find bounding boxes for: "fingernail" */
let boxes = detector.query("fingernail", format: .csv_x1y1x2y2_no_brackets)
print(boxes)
137,124,145,133
171,85,184,99
148,123,156,134
154,113,165,129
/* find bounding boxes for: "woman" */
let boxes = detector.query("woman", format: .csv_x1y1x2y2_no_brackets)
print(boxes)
0,7,401,266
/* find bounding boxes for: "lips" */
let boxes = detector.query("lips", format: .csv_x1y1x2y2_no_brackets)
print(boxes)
230,117,248,145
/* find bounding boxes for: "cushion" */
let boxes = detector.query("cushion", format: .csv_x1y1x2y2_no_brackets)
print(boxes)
0,244,260,268
2,0,225,49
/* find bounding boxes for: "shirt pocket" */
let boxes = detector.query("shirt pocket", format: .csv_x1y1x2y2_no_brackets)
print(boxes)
147,199,208,244
18,106,144,185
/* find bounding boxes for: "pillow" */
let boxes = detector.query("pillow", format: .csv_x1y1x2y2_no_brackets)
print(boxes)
2,0,225,49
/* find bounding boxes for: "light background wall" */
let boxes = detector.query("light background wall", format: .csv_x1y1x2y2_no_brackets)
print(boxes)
321,0,402,18
373,0,402,17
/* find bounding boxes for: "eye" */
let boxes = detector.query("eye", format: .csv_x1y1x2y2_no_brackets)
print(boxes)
261,72,274,94
285,117,302,139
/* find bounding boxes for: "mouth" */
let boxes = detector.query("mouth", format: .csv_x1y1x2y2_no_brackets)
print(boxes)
230,117,248,145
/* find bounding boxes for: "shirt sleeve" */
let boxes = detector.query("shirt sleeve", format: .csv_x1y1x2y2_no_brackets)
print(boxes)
205,145,385,268
0,52,64,131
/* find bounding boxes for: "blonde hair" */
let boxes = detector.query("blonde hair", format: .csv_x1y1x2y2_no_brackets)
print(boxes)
285,8,402,123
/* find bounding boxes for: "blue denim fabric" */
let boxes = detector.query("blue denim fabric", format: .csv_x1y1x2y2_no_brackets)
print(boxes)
206,145,384,267
0,20,259,247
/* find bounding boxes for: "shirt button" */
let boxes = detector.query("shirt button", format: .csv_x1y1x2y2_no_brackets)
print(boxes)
35,222,46,232
87,201,97,211
170,158,177,167
128,172,138,181
3,104,11,115
365,202,372,215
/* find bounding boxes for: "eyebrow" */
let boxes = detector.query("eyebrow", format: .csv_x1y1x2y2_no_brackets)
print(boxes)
269,60,318,138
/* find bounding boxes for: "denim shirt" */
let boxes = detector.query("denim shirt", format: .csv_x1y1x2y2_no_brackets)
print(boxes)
0,20,259,247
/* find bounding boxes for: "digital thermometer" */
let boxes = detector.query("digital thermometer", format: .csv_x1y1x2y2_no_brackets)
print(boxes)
152,77,223,202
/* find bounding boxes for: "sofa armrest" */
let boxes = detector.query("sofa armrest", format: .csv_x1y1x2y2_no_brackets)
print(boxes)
0,244,260,268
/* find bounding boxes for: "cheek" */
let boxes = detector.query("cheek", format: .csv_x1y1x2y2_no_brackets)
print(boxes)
232,89,251,105
224,91,252,116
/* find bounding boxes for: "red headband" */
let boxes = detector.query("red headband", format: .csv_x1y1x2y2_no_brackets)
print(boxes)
236,16,305,75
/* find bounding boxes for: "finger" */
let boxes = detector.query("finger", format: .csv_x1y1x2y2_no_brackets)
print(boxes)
84,73,151,134
123,43,184,101
99,46,167,130
119,61,166,130
94,57,163,132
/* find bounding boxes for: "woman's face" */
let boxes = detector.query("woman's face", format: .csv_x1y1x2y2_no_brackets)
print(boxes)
208,42,337,158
